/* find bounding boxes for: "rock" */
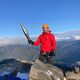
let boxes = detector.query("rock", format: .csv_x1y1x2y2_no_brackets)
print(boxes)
66,61,80,80
66,71,80,80
29,60,64,80
17,72,29,80
0,59,32,80
1,58,80,80
73,61,80,73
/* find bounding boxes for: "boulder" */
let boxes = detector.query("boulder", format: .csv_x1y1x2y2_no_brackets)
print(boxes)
66,71,80,80
66,61,80,80
29,60,64,80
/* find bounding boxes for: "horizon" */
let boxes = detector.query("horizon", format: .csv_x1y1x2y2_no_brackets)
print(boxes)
0,0,80,37
0,29,80,38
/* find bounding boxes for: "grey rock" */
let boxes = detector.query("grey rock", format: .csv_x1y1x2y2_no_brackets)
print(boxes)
66,71,80,80
29,60,64,80
66,61,80,80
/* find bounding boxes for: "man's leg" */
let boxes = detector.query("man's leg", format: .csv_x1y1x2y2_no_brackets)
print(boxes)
39,53,47,63
46,56,54,64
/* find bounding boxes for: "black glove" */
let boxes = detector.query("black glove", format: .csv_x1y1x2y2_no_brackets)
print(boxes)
49,50,56,56
28,40,34,45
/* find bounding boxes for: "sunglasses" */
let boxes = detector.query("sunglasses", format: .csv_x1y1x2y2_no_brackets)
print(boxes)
43,27,49,29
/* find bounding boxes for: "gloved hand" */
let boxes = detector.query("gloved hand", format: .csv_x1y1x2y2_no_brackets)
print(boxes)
49,50,56,56
28,40,34,45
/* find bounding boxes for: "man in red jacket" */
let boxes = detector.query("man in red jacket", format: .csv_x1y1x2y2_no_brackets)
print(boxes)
28,24,56,64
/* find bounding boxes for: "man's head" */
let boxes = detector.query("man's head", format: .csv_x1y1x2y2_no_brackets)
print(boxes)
42,24,50,32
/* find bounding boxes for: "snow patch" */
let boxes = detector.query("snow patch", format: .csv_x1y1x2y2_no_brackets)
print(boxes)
73,36,80,40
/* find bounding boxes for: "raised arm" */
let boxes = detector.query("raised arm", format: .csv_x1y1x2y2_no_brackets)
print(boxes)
34,35,41,46
28,35,41,46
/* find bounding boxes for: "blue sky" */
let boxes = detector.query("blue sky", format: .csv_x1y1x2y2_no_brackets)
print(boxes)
0,0,80,37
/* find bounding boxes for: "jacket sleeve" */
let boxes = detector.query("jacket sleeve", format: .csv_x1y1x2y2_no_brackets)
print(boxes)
34,35,41,46
50,34,57,50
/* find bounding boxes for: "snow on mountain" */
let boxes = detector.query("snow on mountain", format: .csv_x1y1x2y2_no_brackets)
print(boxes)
55,35,80,41
0,37,27,46
55,30,80,41
73,36,80,40
30,30,80,41
0,30,80,64
0,30,80,46
55,36,71,41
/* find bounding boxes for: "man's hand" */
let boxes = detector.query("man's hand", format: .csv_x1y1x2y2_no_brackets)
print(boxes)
49,50,56,56
28,40,34,45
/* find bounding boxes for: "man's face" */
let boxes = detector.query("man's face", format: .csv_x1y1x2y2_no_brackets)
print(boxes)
43,27,49,32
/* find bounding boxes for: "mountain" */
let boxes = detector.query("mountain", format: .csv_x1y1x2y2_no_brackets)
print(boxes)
0,58,32,80
0,39,80,65
0,30,80,80
0,30,80,64
55,30,80,41
0,44,39,61
55,40,80,64
57,30,80,36
0,37,27,46
31,30,80,41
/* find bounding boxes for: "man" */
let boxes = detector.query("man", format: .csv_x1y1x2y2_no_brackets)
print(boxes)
28,24,56,64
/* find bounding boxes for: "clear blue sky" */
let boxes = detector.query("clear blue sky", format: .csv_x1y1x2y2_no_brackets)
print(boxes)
0,0,80,37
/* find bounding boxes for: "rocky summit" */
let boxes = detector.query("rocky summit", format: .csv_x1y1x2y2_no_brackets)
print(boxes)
30,60,80,80
0,59,80,80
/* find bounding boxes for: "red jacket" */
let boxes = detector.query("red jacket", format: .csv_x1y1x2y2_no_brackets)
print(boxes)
34,31,56,53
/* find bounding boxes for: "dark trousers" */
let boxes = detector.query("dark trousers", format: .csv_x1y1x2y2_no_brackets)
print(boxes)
39,52,53,64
